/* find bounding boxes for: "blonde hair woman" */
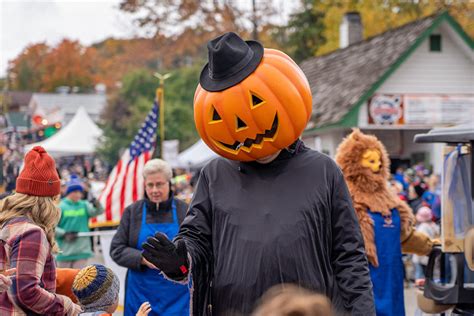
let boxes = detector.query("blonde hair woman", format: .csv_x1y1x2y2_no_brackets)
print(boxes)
0,146,81,315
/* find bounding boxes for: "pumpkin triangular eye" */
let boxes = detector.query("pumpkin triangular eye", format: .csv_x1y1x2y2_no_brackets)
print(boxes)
211,106,221,121
251,94,264,107
236,116,247,130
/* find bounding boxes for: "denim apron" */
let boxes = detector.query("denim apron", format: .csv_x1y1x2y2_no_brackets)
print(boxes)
124,201,190,316
369,208,405,316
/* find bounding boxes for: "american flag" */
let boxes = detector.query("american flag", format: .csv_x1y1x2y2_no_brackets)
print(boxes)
94,101,159,225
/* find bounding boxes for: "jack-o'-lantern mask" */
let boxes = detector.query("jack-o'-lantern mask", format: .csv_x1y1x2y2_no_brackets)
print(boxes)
194,32,312,161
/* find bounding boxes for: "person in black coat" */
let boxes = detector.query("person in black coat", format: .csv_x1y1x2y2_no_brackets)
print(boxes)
141,33,375,316
110,159,189,315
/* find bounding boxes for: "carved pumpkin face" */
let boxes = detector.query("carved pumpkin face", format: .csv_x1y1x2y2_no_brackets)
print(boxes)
194,49,312,161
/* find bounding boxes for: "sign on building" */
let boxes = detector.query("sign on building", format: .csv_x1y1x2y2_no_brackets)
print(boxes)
369,94,474,126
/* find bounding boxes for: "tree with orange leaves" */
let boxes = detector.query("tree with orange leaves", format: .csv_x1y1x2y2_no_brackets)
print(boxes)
8,39,98,92
8,43,49,91
41,39,97,92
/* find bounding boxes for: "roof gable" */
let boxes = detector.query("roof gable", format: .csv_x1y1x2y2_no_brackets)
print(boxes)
300,12,472,133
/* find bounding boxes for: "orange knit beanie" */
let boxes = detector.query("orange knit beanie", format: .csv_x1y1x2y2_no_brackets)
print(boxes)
16,146,60,197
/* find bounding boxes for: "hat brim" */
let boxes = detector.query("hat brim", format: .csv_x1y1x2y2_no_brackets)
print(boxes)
199,40,264,92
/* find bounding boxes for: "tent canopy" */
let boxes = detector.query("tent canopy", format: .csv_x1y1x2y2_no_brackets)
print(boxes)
176,139,217,169
25,107,103,157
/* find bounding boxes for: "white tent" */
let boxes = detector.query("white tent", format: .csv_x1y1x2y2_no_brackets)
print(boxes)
177,139,217,169
25,107,103,157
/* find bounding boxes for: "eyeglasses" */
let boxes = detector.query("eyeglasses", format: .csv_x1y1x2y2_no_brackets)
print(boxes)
146,182,168,189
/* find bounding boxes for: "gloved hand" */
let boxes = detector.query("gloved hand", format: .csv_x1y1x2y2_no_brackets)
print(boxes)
63,232,78,242
89,197,101,209
142,233,189,280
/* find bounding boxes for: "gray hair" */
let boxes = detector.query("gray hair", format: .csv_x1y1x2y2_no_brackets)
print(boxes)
143,159,173,181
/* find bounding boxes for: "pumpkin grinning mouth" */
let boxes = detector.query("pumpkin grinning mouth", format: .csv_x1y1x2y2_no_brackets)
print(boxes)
218,114,278,151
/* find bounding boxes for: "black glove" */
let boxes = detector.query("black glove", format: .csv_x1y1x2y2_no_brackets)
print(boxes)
63,231,78,242
142,233,189,280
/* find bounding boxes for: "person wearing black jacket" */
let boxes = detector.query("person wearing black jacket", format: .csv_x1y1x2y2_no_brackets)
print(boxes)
110,159,189,316
142,33,375,316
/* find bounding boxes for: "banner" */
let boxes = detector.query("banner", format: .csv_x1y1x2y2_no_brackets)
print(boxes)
368,94,474,126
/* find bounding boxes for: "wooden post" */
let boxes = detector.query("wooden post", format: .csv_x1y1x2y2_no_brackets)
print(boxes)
153,72,171,158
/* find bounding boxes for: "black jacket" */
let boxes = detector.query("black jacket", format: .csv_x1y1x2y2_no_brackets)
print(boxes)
176,142,375,315
110,195,188,271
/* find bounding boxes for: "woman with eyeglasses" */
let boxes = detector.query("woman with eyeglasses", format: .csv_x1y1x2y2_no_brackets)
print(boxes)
110,159,190,316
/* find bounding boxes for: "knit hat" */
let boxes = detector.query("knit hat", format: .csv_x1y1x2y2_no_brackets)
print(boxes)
416,206,432,223
16,146,60,197
66,175,84,196
72,264,120,313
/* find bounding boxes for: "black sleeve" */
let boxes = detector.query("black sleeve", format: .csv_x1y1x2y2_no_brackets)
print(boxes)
175,199,189,225
110,205,143,271
330,168,375,315
175,170,213,315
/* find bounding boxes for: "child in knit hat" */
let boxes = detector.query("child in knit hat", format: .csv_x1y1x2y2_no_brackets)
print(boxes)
56,175,104,269
72,264,120,315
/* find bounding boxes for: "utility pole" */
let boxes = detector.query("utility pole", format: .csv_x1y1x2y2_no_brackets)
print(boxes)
153,72,172,158
252,0,258,41
0,73,10,194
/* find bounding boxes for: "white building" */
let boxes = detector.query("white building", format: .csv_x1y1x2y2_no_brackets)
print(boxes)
300,12,473,174
28,93,107,126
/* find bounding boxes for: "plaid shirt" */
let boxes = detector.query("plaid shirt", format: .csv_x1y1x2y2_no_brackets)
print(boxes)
0,217,75,315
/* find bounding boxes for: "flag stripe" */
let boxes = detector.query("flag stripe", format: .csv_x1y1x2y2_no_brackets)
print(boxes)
97,101,158,226
119,161,132,215
105,158,123,221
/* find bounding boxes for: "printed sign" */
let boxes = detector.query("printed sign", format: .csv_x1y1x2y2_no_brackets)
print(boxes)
369,95,403,125
368,94,474,126
404,95,474,125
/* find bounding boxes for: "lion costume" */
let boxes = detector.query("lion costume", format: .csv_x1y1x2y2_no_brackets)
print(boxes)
335,129,433,316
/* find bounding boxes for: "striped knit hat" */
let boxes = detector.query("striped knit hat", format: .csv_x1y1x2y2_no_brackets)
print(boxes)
72,264,120,313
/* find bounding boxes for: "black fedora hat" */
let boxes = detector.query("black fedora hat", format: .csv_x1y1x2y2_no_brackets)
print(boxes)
200,32,264,92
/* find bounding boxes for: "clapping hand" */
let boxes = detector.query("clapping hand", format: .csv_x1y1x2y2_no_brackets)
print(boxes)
0,268,16,292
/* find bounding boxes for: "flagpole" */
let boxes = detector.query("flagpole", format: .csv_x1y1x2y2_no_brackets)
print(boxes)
153,72,171,158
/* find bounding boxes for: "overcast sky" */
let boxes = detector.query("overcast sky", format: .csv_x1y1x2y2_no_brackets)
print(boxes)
0,0,297,78
0,0,136,77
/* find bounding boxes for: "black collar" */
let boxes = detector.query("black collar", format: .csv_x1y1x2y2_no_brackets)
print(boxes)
237,139,307,173
144,191,174,212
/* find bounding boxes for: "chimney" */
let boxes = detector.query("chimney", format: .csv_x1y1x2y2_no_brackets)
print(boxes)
339,12,363,48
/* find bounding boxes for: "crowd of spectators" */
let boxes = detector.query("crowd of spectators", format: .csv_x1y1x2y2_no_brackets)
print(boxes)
389,163,442,287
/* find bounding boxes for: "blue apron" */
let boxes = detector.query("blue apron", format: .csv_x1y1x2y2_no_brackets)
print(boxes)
369,208,405,316
124,201,190,316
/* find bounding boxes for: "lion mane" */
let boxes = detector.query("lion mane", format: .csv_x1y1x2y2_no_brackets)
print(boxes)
335,129,415,266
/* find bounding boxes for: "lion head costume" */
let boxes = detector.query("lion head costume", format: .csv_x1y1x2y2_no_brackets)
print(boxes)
335,129,431,267
335,128,397,213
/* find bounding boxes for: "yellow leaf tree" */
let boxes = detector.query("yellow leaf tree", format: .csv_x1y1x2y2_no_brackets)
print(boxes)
314,0,473,56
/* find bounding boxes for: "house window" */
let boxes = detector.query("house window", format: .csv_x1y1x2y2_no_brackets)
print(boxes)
430,35,442,52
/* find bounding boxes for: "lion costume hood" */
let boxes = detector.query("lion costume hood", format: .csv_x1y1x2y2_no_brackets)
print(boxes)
335,129,431,267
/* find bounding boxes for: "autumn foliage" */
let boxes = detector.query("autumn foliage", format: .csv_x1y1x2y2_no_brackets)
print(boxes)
7,1,473,93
